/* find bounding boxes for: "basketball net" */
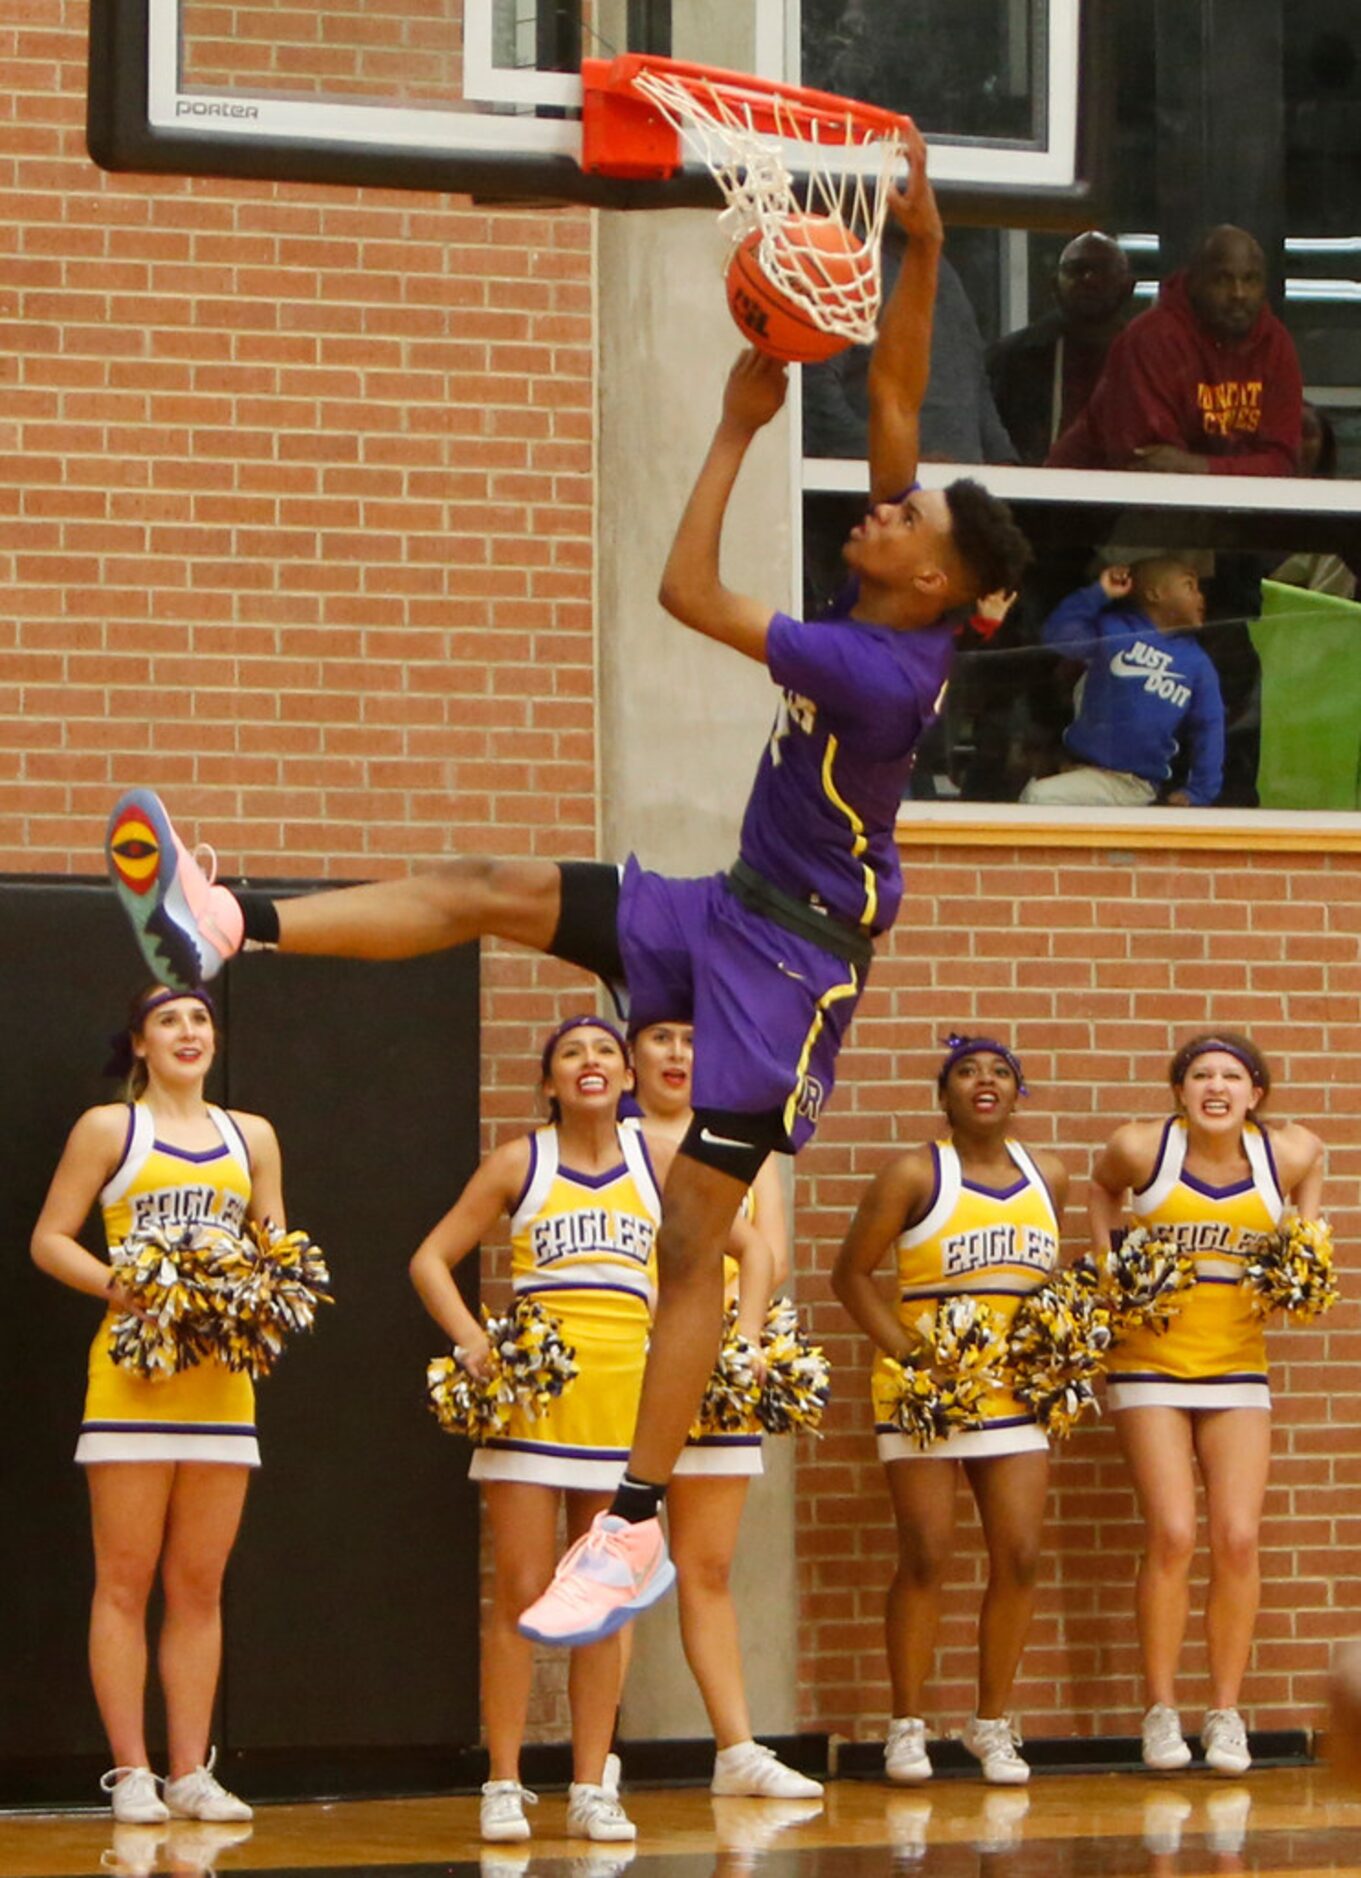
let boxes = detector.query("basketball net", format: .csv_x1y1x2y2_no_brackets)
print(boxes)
626,67,909,347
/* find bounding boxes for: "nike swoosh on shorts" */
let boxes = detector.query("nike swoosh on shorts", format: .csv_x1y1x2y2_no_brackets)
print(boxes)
699,1126,752,1151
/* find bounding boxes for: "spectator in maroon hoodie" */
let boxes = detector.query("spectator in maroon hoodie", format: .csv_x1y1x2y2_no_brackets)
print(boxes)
1046,226,1303,477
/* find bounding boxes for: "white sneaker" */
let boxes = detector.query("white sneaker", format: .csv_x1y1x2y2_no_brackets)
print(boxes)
1202,1707,1252,1776
480,1781,536,1844
100,1767,170,1825
163,1749,252,1822
1141,1703,1192,1771
960,1714,1030,1786
602,1752,622,1798
566,1781,636,1843
711,1741,824,1799
885,1716,932,1784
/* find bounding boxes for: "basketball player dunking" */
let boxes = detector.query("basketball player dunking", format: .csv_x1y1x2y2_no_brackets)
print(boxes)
104,129,1030,1647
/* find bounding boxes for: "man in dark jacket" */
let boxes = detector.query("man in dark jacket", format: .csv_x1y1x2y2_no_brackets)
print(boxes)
1046,226,1302,476
986,231,1135,465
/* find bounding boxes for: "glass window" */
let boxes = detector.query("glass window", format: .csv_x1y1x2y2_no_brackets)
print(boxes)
801,0,1361,823
799,0,1044,146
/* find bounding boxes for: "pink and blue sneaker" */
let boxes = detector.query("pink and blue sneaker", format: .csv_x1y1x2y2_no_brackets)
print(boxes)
106,788,243,990
518,1513,676,1647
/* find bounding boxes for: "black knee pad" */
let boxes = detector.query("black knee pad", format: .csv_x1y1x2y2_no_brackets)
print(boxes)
680,1106,789,1186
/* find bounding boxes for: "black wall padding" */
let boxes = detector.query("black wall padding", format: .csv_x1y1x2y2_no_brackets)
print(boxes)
0,878,483,1802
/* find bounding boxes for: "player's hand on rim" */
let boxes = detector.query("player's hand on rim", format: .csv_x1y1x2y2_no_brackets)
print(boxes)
884,121,942,246
722,348,788,434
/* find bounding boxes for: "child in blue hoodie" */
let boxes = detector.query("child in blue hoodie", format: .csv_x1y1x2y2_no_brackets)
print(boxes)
1021,556,1225,806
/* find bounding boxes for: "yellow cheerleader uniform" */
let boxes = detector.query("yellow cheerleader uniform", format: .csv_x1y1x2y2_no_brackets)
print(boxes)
470,1122,661,1491
873,1138,1060,1461
674,1183,764,1478
76,1103,259,1466
1106,1116,1283,1412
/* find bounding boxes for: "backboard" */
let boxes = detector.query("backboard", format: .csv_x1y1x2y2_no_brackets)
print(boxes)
89,0,1094,217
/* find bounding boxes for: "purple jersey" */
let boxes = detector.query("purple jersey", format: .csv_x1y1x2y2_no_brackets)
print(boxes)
739,609,956,934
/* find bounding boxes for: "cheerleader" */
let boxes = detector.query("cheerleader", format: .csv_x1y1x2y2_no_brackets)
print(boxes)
629,1019,823,1802
30,986,284,1824
411,1016,669,1846
1092,1032,1323,1776
832,1037,1067,1786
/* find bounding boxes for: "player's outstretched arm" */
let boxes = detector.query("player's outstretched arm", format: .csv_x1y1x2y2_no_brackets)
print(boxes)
867,122,941,505
657,350,783,665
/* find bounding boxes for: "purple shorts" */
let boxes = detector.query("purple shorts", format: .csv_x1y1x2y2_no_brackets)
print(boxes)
616,857,868,1152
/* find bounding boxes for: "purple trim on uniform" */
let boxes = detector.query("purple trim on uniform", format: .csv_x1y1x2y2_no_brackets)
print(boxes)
79,1419,258,1436
1179,1169,1255,1200
1196,1273,1248,1286
900,1285,1042,1301
509,1133,539,1220
902,1142,943,1236
633,1127,661,1193
875,1412,1037,1434
961,1172,1029,1201
1133,1116,1177,1202
559,1162,629,1192
234,1117,253,1176
115,1103,137,1176
1255,1121,1282,1195
1031,1162,1060,1219
481,1437,630,1460
153,1140,230,1165
686,1433,763,1449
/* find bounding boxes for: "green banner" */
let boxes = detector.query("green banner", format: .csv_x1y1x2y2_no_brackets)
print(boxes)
1250,578,1361,811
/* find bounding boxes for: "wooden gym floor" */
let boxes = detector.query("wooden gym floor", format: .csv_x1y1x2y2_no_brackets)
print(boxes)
3,1767,1361,1878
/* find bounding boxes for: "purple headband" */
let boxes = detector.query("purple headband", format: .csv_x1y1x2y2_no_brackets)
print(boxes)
103,988,216,1080
1172,1037,1263,1084
937,1032,1028,1096
539,1013,630,1079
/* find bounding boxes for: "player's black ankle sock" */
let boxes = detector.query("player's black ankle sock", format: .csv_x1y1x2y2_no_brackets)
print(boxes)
609,1474,667,1524
237,894,280,945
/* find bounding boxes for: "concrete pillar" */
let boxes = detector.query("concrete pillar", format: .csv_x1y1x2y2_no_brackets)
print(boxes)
595,197,803,1742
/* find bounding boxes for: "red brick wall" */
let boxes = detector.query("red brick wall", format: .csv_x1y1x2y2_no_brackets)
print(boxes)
3,0,596,1114
796,842,1361,1742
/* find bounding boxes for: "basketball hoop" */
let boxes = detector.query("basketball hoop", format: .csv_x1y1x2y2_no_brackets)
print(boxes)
582,55,914,348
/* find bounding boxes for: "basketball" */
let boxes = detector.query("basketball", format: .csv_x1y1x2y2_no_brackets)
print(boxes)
725,213,868,364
